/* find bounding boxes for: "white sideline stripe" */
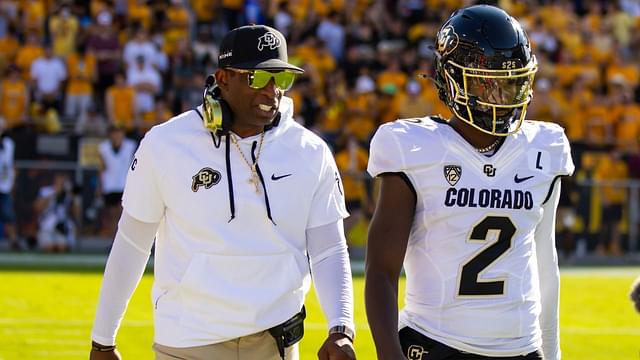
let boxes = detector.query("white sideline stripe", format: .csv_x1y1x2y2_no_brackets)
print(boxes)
0,352,87,359
31,350,86,356
562,326,640,336
4,317,640,336
22,338,87,346
0,253,110,266
0,351,87,359
0,317,371,331
0,328,84,335
0,318,150,326
560,268,640,277
1,253,639,276
0,253,367,273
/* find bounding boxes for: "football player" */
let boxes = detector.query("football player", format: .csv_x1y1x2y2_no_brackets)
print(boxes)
365,5,573,360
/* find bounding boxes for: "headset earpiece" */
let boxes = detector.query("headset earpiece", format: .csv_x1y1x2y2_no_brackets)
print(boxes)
202,75,233,135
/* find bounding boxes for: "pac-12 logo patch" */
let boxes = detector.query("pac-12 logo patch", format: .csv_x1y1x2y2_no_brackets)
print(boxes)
192,167,221,192
407,344,427,360
444,164,462,186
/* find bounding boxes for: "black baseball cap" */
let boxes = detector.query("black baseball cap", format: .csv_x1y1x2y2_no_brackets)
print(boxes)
218,25,304,73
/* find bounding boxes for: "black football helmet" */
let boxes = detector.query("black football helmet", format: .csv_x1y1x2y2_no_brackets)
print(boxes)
434,5,537,136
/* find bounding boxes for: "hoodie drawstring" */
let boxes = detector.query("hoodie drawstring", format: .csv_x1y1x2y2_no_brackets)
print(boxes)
251,141,275,225
194,107,275,224
224,133,236,222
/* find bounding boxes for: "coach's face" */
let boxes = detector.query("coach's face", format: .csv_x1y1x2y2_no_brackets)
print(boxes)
216,68,282,137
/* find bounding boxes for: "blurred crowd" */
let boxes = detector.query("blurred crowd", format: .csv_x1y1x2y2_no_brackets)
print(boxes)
0,0,639,256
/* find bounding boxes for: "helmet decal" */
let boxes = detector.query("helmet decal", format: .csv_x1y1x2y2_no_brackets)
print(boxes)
437,25,459,56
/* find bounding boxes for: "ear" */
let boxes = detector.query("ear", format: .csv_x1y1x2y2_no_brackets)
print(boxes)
214,69,229,92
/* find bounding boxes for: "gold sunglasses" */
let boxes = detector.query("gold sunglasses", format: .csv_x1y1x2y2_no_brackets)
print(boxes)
227,68,297,91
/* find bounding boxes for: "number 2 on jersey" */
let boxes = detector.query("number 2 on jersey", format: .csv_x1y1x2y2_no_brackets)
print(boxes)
457,216,516,297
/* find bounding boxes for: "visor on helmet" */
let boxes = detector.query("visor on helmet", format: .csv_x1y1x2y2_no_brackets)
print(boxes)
445,57,538,135
465,71,532,106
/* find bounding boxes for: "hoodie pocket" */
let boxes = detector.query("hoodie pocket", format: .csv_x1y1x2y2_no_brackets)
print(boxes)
178,252,306,338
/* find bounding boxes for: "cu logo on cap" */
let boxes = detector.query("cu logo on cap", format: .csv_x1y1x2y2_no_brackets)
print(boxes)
257,31,281,51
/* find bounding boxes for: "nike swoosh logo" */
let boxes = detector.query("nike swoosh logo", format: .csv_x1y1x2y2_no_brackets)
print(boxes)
514,174,534,183
271,173,292,181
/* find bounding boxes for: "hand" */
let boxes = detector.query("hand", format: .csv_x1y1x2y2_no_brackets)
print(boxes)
317,333,356,360
89,348,121,360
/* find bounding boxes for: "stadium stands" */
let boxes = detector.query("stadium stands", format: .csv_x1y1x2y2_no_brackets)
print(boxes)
0,0,638,256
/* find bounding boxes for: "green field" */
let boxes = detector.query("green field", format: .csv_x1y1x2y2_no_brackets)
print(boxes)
0,266,639,359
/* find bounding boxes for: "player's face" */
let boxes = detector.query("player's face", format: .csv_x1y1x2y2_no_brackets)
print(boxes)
222,68,284,134
466,75,530,111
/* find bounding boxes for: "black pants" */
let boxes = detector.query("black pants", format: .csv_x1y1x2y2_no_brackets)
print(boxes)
399,327,543,360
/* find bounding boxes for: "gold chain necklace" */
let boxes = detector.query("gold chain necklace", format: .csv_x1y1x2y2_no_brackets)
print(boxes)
476,138,501,153
230,132,265,193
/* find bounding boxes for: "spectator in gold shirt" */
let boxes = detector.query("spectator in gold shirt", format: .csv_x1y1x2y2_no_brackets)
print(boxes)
65,43,97,129
14,32,44,79
105,72,136,133
49,3,79,59
0,65,29,130
593,152,629,256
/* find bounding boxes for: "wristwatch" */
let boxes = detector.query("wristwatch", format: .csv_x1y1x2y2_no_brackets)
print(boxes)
328,325,355,342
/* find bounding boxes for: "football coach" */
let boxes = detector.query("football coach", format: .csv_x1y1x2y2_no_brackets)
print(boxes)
90,24,356,360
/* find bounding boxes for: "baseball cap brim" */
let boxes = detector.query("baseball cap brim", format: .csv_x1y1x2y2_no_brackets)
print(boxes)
230,58,304,73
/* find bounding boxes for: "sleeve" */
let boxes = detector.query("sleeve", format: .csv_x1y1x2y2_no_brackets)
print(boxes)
121,132,165,223
540,122,574,177
367,124,406,177
91,211,158,345
534,180,562,360
558,129,574,176
306,145,349,229
306,220,355,332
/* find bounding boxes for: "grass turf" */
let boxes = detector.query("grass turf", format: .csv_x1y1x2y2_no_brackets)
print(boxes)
0,267,639,359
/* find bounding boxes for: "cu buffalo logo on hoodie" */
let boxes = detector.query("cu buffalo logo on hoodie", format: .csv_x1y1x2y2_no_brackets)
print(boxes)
192,167,221,192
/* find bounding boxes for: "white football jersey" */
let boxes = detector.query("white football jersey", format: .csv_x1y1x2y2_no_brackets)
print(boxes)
368,117,574,356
